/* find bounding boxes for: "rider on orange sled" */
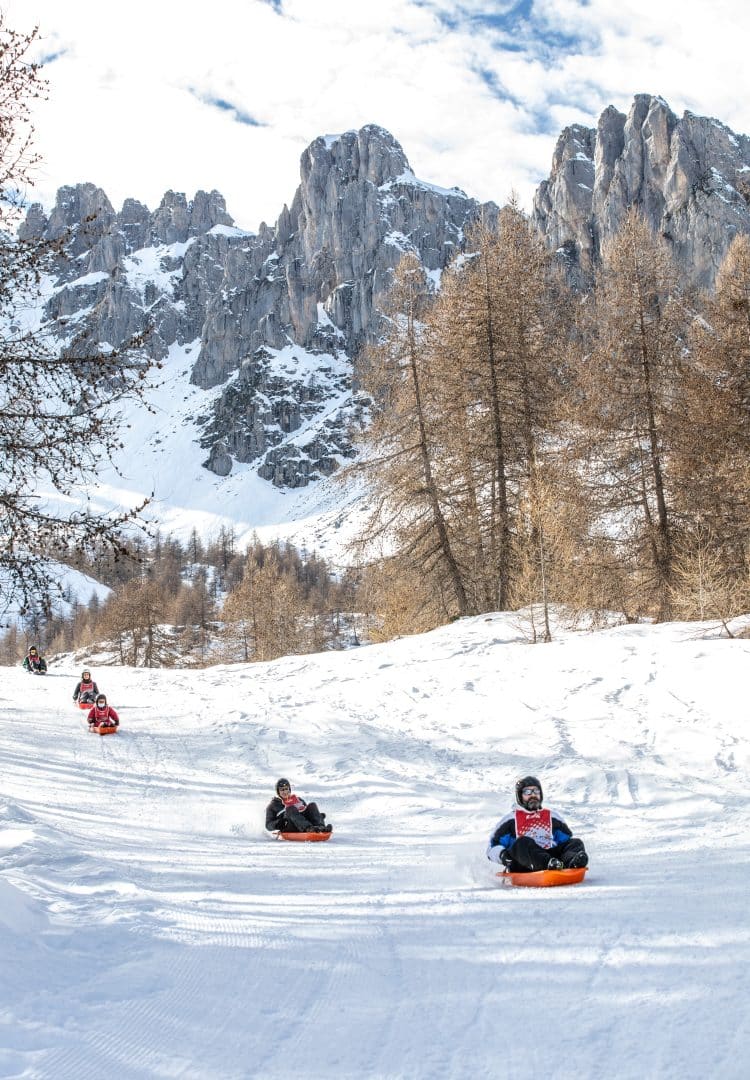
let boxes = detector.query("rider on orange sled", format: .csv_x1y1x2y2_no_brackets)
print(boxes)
486,776,588,873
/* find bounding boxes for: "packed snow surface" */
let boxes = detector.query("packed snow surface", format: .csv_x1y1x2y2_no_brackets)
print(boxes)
2,614,749,1079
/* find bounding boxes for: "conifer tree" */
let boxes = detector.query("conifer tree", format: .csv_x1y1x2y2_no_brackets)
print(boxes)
100,578,170,666
428,201,570,612
355,252,469,624
222,542,310,662
682,234,750,577
572,209,686,620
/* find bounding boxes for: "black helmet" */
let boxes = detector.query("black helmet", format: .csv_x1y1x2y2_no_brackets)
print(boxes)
516,775,543,807
275,778,291,795
29,646,38,655
96,694,107,707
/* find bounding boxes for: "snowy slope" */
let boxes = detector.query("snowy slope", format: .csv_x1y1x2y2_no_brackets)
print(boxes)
35,338,368,568
2,614,749,1079
1,563,111,623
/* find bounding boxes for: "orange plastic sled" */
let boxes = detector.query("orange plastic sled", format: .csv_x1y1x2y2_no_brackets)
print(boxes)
278,830,332,842
497,867,587,887
90,723,118,736
77,700,95,709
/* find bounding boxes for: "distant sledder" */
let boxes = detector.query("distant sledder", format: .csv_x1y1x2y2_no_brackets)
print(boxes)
22,646,48,674
73,670,99,707
487,775,589,887
87,694,120,735
266,778,332,840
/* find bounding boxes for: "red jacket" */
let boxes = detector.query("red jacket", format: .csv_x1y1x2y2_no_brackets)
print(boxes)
87,704,119,726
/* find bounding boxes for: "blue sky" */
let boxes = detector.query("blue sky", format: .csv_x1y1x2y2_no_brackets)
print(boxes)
7,0,750,230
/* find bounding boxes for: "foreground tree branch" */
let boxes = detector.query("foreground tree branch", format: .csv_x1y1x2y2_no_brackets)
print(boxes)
0,17,159,618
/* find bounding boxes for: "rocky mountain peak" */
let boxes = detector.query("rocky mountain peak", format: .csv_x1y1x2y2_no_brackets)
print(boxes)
28,101,746,500
533,93,750,286
301,125,411,190
22,124,486,490
150,189,234,245
18,183,117,262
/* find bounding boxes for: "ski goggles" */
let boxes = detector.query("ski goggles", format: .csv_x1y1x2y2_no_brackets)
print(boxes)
521,786,541,798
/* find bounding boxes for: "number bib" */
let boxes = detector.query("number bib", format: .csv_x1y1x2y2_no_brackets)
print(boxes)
514,808,554,849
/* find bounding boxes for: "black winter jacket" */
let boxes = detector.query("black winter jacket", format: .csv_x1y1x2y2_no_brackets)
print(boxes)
265,794,309,830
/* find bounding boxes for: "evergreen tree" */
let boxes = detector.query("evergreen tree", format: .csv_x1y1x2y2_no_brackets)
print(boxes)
571,209,687,620
354,252,469,627
682,234,750,577
427,201,571,614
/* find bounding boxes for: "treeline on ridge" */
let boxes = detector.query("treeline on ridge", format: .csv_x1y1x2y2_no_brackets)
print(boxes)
1,531,365,667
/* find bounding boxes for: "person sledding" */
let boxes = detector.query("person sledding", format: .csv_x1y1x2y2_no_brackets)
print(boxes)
22,646,48,674
73,670,99,705
486,775,588,872
87,693,119,730
265,778,332,834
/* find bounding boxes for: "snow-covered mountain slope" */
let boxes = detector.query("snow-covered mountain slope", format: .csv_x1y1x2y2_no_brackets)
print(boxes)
89,338,370,562
23,124,481,514
2,614,749,1079
0,563,111,625
29,335,370,568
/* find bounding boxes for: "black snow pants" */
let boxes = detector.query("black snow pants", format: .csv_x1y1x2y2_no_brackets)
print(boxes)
279,802,326,833
506,835,588,872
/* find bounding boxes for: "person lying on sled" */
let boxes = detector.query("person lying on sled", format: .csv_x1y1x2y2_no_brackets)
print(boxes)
486,775,588,872
265,778,332,834
87,694,120,730
73,670,99,705
22,646,48,674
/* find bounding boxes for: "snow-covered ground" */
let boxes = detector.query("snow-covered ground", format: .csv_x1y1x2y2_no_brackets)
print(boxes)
2,614,749,1079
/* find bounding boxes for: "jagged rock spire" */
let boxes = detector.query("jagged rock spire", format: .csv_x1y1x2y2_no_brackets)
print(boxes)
532,94,750,286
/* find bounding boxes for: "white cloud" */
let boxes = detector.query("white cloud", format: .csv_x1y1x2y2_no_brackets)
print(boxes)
4,0,750,230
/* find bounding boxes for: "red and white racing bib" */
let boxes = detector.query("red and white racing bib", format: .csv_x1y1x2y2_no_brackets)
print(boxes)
514,808,554,848
282,794,306,812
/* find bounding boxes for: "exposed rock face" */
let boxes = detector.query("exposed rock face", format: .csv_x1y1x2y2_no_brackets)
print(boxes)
190,127,476,389
25,126,484,488
533,94,750,286
31,183,236,361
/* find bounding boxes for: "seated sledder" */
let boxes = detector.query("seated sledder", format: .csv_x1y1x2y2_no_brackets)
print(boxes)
265,778,332,834
73,670,99,705
87,693,120,731
22,646,48,674
486,775,588,872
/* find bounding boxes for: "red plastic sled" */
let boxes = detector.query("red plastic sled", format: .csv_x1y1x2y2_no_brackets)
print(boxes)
278,831,331,842
90,723,118,736
497,867,587,887
77,700,95,710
